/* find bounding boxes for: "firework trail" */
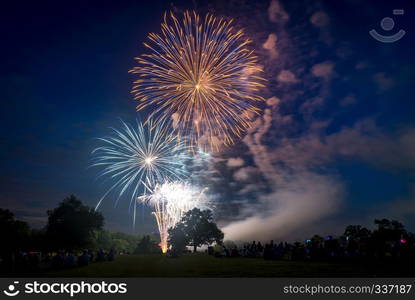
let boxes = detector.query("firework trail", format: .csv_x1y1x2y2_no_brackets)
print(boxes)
92,119,189,225
139,181,210,253
130,11,265,151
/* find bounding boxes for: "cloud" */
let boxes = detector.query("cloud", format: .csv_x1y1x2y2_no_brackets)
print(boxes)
233,166,259,182
268,0,289,23
213,92,344,241
310,11,330,28
300,97,324,118
221,106,415,241
264,118,415,173
223,173,343,241
373,72,395,93
324,120,415,171
277,70,298,83
262,33,278,59
242,108,275,184
310,11,332,45
311,61,334,79
227,157,245,168
237,183,262,196
210,1,412,243
266,96,280,107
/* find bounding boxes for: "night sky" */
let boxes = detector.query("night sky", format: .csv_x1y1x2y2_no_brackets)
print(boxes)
1,0,414,240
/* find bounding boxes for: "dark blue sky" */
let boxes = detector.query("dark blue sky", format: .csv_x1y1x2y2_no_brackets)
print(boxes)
1,0,414,239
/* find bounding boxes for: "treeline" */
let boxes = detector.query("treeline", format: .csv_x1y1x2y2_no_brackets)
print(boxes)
0,195,159,274
2,194,414,274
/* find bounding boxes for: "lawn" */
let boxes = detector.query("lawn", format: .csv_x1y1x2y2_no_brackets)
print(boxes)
47,254,414,277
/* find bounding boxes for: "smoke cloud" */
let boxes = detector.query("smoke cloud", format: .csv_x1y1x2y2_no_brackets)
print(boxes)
222,172,343,241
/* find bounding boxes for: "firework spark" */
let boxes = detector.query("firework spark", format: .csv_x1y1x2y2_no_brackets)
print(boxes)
92,119,189,225
130,11,265,151
139,181,210,253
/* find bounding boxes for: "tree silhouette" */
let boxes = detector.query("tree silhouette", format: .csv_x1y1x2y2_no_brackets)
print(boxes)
374,219,406,239
46,195,103,250
344,225,371,240
0,209,30,271
169,208,223,253
371,219,407,259
134,235,160,254
168,223,188,254
343,225,372,257
0,209,30,251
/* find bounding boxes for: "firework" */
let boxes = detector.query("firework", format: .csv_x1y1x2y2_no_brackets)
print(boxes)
139,181,210,253
92,119,189,224
130,11,265,151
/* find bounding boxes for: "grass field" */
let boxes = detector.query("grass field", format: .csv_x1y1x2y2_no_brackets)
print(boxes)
47,254,414,277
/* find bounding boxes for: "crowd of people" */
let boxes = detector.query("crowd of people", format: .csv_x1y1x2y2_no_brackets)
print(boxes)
210,235,415,262
5,248,117,274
